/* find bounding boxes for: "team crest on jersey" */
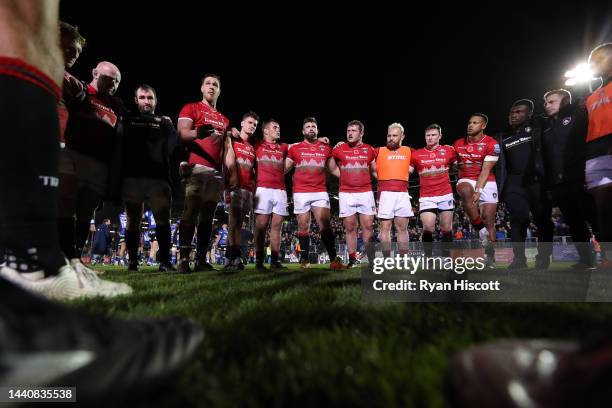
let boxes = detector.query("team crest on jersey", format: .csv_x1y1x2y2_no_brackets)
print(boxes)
477,145,483,152
310,147,315,151
467,146,473,152
430,153,435,158
494,144,500,154
354,150,359,154
562,117,572,126
440,149,446,155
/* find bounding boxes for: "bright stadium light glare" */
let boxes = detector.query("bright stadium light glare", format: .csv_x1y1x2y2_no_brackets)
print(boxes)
565,78,577,86
564,62,594,86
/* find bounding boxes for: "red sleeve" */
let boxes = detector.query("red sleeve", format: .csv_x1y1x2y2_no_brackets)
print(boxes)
373,147,380,159
368,145,376,162
324,144,332,159
332,145,340,160
486,138,499,157
287,144,296,161
178,103,194,121
447,145,457,164
410,153,417,168
281,143,289,157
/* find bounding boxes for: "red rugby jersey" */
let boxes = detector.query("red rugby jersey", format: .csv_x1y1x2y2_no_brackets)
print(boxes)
453,135,499,181
178,101,229,170
332,142,376,193
410,145,456,197
232,137,255,191
255,140,288,189
287,140,331,193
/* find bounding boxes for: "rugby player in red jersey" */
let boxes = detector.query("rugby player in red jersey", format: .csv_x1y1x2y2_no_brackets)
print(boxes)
453,113,500,267
410,124,457,257
176,74,231,273
328,120,377,267
285,117,347,270
224,111,258,271
253,119,290,271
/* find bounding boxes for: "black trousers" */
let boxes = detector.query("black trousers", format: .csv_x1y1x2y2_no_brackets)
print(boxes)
550,182,596,265
503,178,554,262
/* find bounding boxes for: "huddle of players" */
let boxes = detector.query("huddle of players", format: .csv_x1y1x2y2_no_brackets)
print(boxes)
158,65,612,273
53,20,493,275
56,20,612,275
55,16,498,273
181,106,500,272
327,115,499,268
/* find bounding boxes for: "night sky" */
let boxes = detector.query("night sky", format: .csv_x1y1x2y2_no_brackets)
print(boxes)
60,2,611,149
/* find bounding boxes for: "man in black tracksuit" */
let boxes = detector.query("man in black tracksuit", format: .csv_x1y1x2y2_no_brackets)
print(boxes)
120,84,178,272
497,99,553,269
541,89,597,270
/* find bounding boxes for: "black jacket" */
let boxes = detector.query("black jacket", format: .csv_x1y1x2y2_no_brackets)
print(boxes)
107,111,178,204
541,103,588,187
121,112,178,181
495,117,545,198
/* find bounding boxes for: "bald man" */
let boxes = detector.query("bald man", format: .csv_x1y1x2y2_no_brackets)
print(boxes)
586,43,612,267
57,59,130,288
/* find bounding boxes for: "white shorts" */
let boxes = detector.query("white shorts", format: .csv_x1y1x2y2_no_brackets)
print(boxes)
339,191,376,217
185,165,224,202
229,188,253,212
293,192,330,214
254,187,288,216
377,191,414,219
457,178,498,204
586,155,612,189
59,147,108,196
419,193,454,212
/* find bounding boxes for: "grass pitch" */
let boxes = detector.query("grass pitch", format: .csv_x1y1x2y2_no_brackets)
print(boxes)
71,263,612,407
